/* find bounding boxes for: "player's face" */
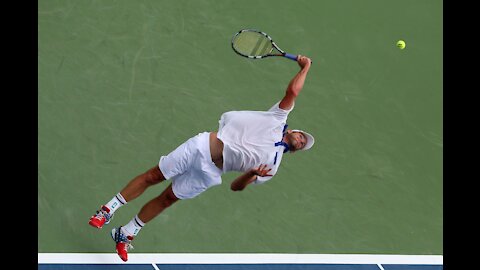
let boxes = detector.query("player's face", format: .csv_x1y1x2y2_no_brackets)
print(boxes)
287,132,307,152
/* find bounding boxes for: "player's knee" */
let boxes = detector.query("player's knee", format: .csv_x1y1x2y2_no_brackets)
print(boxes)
145,167,165,185
160,194,177,208
161,199,173,208
164,189,179,207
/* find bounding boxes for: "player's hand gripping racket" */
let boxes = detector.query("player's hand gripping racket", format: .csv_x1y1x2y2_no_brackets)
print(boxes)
231,29,312,63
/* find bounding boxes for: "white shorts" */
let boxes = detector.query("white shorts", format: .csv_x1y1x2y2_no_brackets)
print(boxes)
158,132,223,200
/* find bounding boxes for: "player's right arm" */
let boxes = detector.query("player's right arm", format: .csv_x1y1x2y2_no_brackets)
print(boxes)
279,55,312,111
231,164,272,191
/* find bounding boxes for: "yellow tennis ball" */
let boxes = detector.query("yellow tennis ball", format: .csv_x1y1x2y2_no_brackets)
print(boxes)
397,40,406,50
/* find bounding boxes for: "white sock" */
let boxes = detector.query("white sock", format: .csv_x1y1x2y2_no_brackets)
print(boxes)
105,193,127,214
121,215,145,237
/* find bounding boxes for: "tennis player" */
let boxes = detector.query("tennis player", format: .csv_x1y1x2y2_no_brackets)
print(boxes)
88,55,314,262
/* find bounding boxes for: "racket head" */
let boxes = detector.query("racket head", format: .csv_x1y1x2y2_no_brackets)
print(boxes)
231,29,284,59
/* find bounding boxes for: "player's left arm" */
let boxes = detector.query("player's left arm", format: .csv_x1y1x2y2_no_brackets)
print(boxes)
279,55,312,110
231,164,272,191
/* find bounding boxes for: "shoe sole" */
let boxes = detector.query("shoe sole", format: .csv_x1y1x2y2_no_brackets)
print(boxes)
88,221,103,229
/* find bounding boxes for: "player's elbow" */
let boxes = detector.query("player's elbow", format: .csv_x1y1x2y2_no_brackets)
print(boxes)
231,184,245,192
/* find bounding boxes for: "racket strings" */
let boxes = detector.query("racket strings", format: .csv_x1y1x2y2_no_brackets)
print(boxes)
258,37,273,55
233,31,273,57
250,36,266,56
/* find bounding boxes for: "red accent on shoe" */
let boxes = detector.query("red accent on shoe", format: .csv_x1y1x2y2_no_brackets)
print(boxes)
115,235,134,262
88,205,110,229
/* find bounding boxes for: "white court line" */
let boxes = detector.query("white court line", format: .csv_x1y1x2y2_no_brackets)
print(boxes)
377,264,385,270
151,263,160,270
38,253,443,265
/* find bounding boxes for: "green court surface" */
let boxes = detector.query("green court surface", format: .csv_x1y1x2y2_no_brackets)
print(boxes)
38,0,442,255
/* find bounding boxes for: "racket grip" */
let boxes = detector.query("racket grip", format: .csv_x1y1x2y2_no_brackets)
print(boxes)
284,53,298,61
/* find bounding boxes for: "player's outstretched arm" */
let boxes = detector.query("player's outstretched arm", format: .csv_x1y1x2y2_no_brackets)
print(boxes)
279,55,312,110
231,165,272,191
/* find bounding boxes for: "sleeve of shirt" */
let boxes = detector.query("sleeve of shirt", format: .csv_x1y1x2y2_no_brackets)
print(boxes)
268,101,295,121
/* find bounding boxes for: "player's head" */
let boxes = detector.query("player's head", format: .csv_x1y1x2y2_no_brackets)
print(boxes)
285,129,315,152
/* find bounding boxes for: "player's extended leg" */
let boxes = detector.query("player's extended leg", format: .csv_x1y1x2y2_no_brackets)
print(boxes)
112,184,179,262
88,166,166,229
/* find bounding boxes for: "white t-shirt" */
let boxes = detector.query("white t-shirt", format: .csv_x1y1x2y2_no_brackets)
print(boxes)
217,101,294,184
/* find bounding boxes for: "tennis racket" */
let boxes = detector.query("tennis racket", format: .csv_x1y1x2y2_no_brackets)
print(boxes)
231,29,309,62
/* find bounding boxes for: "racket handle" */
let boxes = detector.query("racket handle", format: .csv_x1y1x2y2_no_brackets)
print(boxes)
284,53,298,61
